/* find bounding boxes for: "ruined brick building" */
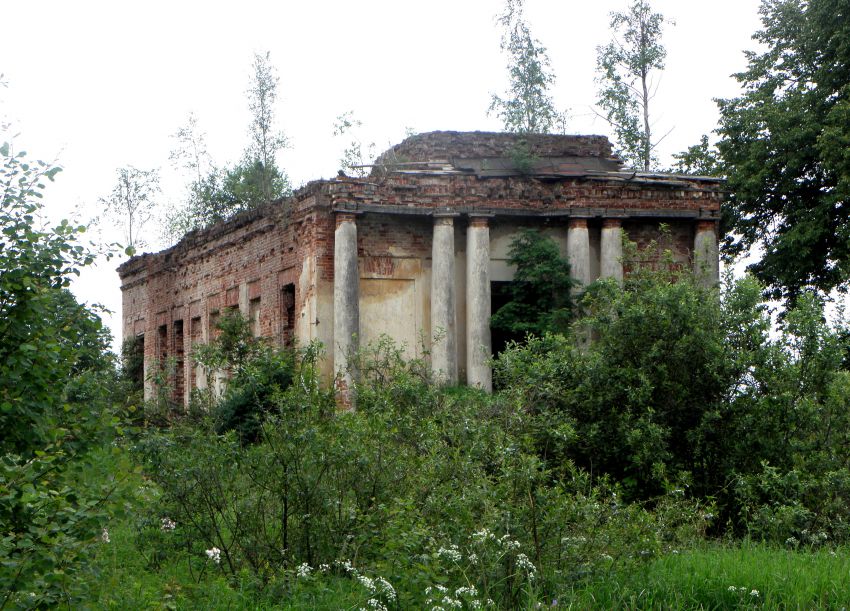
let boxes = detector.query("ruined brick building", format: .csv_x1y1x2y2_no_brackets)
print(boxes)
118,131,723,405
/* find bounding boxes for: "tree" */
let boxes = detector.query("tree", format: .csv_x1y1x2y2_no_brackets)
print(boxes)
100,165,160,252
1,141,121,606
595,0,671,171
333,111,375,178
717,0,850,302
489,0,566,134
164,113,216,242
246,51,290,204
671,135,722,176
491,230,574,340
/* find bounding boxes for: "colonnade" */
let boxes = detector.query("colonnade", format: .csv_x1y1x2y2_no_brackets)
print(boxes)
332,212,718,398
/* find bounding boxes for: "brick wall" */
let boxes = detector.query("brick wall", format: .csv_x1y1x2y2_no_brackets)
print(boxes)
375,131,615,164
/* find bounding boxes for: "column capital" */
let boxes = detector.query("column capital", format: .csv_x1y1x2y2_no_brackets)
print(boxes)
432,210,461,219
433,214,457,227
568,218,589,229
602,218,623,228
696,219,717,232
468,215,492,228
335,210,361,227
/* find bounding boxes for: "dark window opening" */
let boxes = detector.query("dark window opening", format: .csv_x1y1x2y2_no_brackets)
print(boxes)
174,320,184,403
281,284,296,347
190,316,202,391
123,334,144,392
490,281,526,357
157,324,168,365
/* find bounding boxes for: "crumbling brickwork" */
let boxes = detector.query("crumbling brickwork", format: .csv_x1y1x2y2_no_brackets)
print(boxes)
118,131,724,404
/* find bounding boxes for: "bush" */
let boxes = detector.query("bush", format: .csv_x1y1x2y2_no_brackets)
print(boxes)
133,338,710,607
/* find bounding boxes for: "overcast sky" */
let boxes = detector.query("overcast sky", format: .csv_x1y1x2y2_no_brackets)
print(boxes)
2,0,765,350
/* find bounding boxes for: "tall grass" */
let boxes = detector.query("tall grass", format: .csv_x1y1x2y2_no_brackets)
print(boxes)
564,542,850,609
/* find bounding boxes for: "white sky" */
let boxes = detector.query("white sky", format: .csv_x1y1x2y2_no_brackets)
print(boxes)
2,0,765,351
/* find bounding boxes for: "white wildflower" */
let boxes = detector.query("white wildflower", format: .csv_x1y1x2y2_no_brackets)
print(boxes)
375,576,396,601
750,589,759,597
296,562,312,578
442,595,462,608
319,563,331,572
455,585,478,597
365,599,388,611
516,552,536,573
468,552,479,565
160,517,176,531
437,545,462,563
727,586,737,592
472,528,495,542
357,574,376,593
205,547,221,564
101,528,110,543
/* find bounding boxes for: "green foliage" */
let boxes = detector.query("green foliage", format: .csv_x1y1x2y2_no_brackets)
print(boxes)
165,158,292,240
246,51,289,205
489,0,567,134
0,143,129,606
595,0,670,171
164,54,292,243
0,143,103,454
131,337,706,608
496,239,850,543
564,542,850,608
671,134,722,176
187,310,296,441
497,269,727,499
717,0,850,301
491,230,574,338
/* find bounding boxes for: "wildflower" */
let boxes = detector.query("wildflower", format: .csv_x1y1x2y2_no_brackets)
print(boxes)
319,563,331,572
357,574,376,593
472,528,495,543
455,586,478,597
750,590,759,598
727,586,737,592
205,547,221,564
441,595,462,608
160,517,176,531
437,545,462,563
468,552,479,564
101,528,110,543
516,552,536,573
296,562,312,578
375,576,396,601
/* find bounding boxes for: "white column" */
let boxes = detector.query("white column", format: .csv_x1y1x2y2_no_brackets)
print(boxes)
568,218,592,293
334,211,360,406
694,220,719,288
600,218,624,285
431,214,458,385
466,215,492,392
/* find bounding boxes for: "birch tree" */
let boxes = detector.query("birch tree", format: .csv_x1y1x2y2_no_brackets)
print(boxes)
595,1,670,171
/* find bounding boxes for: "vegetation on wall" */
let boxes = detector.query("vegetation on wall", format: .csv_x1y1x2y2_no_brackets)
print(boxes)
595,0,671,171
489,0,567,134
